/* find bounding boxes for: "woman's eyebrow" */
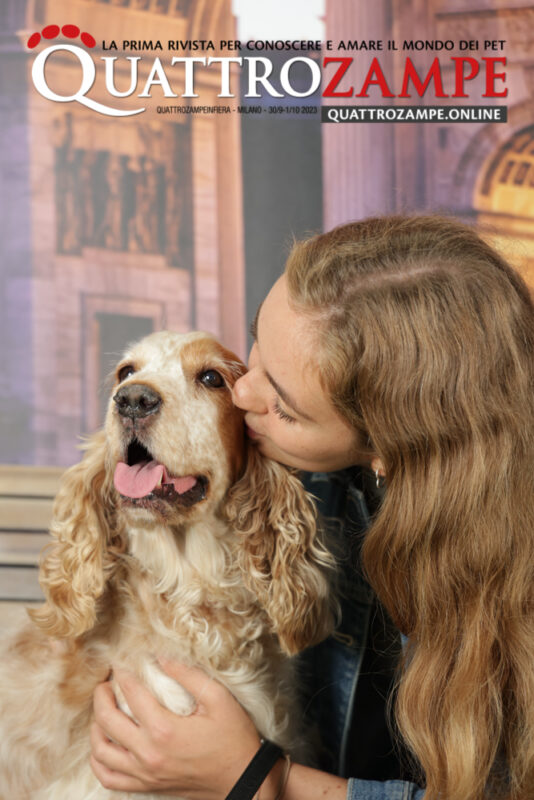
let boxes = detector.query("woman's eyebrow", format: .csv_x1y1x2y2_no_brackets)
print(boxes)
249,302,263,341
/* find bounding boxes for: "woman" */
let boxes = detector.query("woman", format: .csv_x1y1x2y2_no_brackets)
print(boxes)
90,215,534,800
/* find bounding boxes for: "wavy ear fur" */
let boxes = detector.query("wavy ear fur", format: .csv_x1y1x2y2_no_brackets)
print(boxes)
224,443,335,655
29,430,124,638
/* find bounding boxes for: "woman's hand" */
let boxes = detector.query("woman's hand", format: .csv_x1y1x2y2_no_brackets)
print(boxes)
90,660,261,798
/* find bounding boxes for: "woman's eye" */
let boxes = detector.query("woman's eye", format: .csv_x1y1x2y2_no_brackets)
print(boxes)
273,398,296,424
199,369,225,389
118,364,136,383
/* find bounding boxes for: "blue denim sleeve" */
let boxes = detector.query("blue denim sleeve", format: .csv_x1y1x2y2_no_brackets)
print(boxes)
347,778,425,800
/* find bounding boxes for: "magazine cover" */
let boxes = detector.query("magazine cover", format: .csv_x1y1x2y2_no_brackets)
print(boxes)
2,0,531,466
0,1,532,795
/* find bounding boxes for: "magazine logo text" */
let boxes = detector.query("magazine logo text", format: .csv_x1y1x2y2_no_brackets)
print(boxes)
28,30,508,118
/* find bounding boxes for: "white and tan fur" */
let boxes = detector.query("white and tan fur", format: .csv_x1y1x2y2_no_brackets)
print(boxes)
0,331,333,800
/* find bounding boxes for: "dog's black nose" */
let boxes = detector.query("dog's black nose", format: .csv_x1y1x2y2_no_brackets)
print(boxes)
113,384,162,420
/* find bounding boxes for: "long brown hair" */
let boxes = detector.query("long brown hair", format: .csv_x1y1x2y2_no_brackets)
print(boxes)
285,215,534,800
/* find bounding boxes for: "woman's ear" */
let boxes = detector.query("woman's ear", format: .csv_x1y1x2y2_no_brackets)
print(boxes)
224,442,335,655
370,456,386,478
29,430,124,638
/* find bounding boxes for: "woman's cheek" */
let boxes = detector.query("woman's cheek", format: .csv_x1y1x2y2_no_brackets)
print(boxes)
265,418,290,448
278,427,308,457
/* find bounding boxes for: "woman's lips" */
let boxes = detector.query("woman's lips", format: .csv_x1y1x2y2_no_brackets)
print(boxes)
245,423,261,439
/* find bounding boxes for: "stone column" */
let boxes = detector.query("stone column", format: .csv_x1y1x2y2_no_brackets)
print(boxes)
323,0,396,228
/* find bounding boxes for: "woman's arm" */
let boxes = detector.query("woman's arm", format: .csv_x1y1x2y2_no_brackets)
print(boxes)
90,661,348,799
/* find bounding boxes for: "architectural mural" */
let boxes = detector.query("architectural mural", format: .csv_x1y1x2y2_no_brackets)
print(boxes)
1,0,244,465
323,0,534,288
53,113,190,259
0,0,532,467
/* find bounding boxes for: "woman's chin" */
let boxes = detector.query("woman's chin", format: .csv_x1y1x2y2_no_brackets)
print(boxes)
247,431,339,472
251,437,293,467
257,441,314,472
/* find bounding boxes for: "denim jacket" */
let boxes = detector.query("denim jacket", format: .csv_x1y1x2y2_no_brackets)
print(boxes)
299,469,424,800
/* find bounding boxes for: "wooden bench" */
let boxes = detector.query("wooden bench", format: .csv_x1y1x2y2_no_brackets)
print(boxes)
0,465,64,631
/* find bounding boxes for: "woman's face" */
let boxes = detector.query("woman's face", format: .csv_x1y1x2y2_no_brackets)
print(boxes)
232,275,370,472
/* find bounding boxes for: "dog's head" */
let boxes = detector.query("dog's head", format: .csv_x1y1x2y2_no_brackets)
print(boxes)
31,331,335,654
107,331,247,523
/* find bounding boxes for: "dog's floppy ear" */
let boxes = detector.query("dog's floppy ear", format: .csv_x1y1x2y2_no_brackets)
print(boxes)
224,443,335,655
29,430,124,638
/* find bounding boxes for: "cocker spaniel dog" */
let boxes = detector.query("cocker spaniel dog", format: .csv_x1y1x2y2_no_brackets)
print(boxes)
0,331,333,799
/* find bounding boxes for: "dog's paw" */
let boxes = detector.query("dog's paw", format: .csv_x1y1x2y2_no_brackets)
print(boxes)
111,661,196,720
142,660,196,716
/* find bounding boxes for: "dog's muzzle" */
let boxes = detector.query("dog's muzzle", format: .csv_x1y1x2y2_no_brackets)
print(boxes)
114,384,162,421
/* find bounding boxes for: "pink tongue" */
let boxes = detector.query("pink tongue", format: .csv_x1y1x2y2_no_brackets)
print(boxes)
114,461,197,499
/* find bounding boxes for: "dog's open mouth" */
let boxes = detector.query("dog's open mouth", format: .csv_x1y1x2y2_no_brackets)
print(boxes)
114,439,208,508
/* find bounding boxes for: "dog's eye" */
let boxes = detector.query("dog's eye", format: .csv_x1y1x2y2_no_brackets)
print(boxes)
198,369,225,389
118,364,136,383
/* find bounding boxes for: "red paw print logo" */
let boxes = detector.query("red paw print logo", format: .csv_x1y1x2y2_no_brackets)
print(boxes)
27,25,96,49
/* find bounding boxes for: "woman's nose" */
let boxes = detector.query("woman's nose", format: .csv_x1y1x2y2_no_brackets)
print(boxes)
232,370,267,414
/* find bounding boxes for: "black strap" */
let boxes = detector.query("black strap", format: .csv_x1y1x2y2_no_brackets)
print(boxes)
225,739,283,800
